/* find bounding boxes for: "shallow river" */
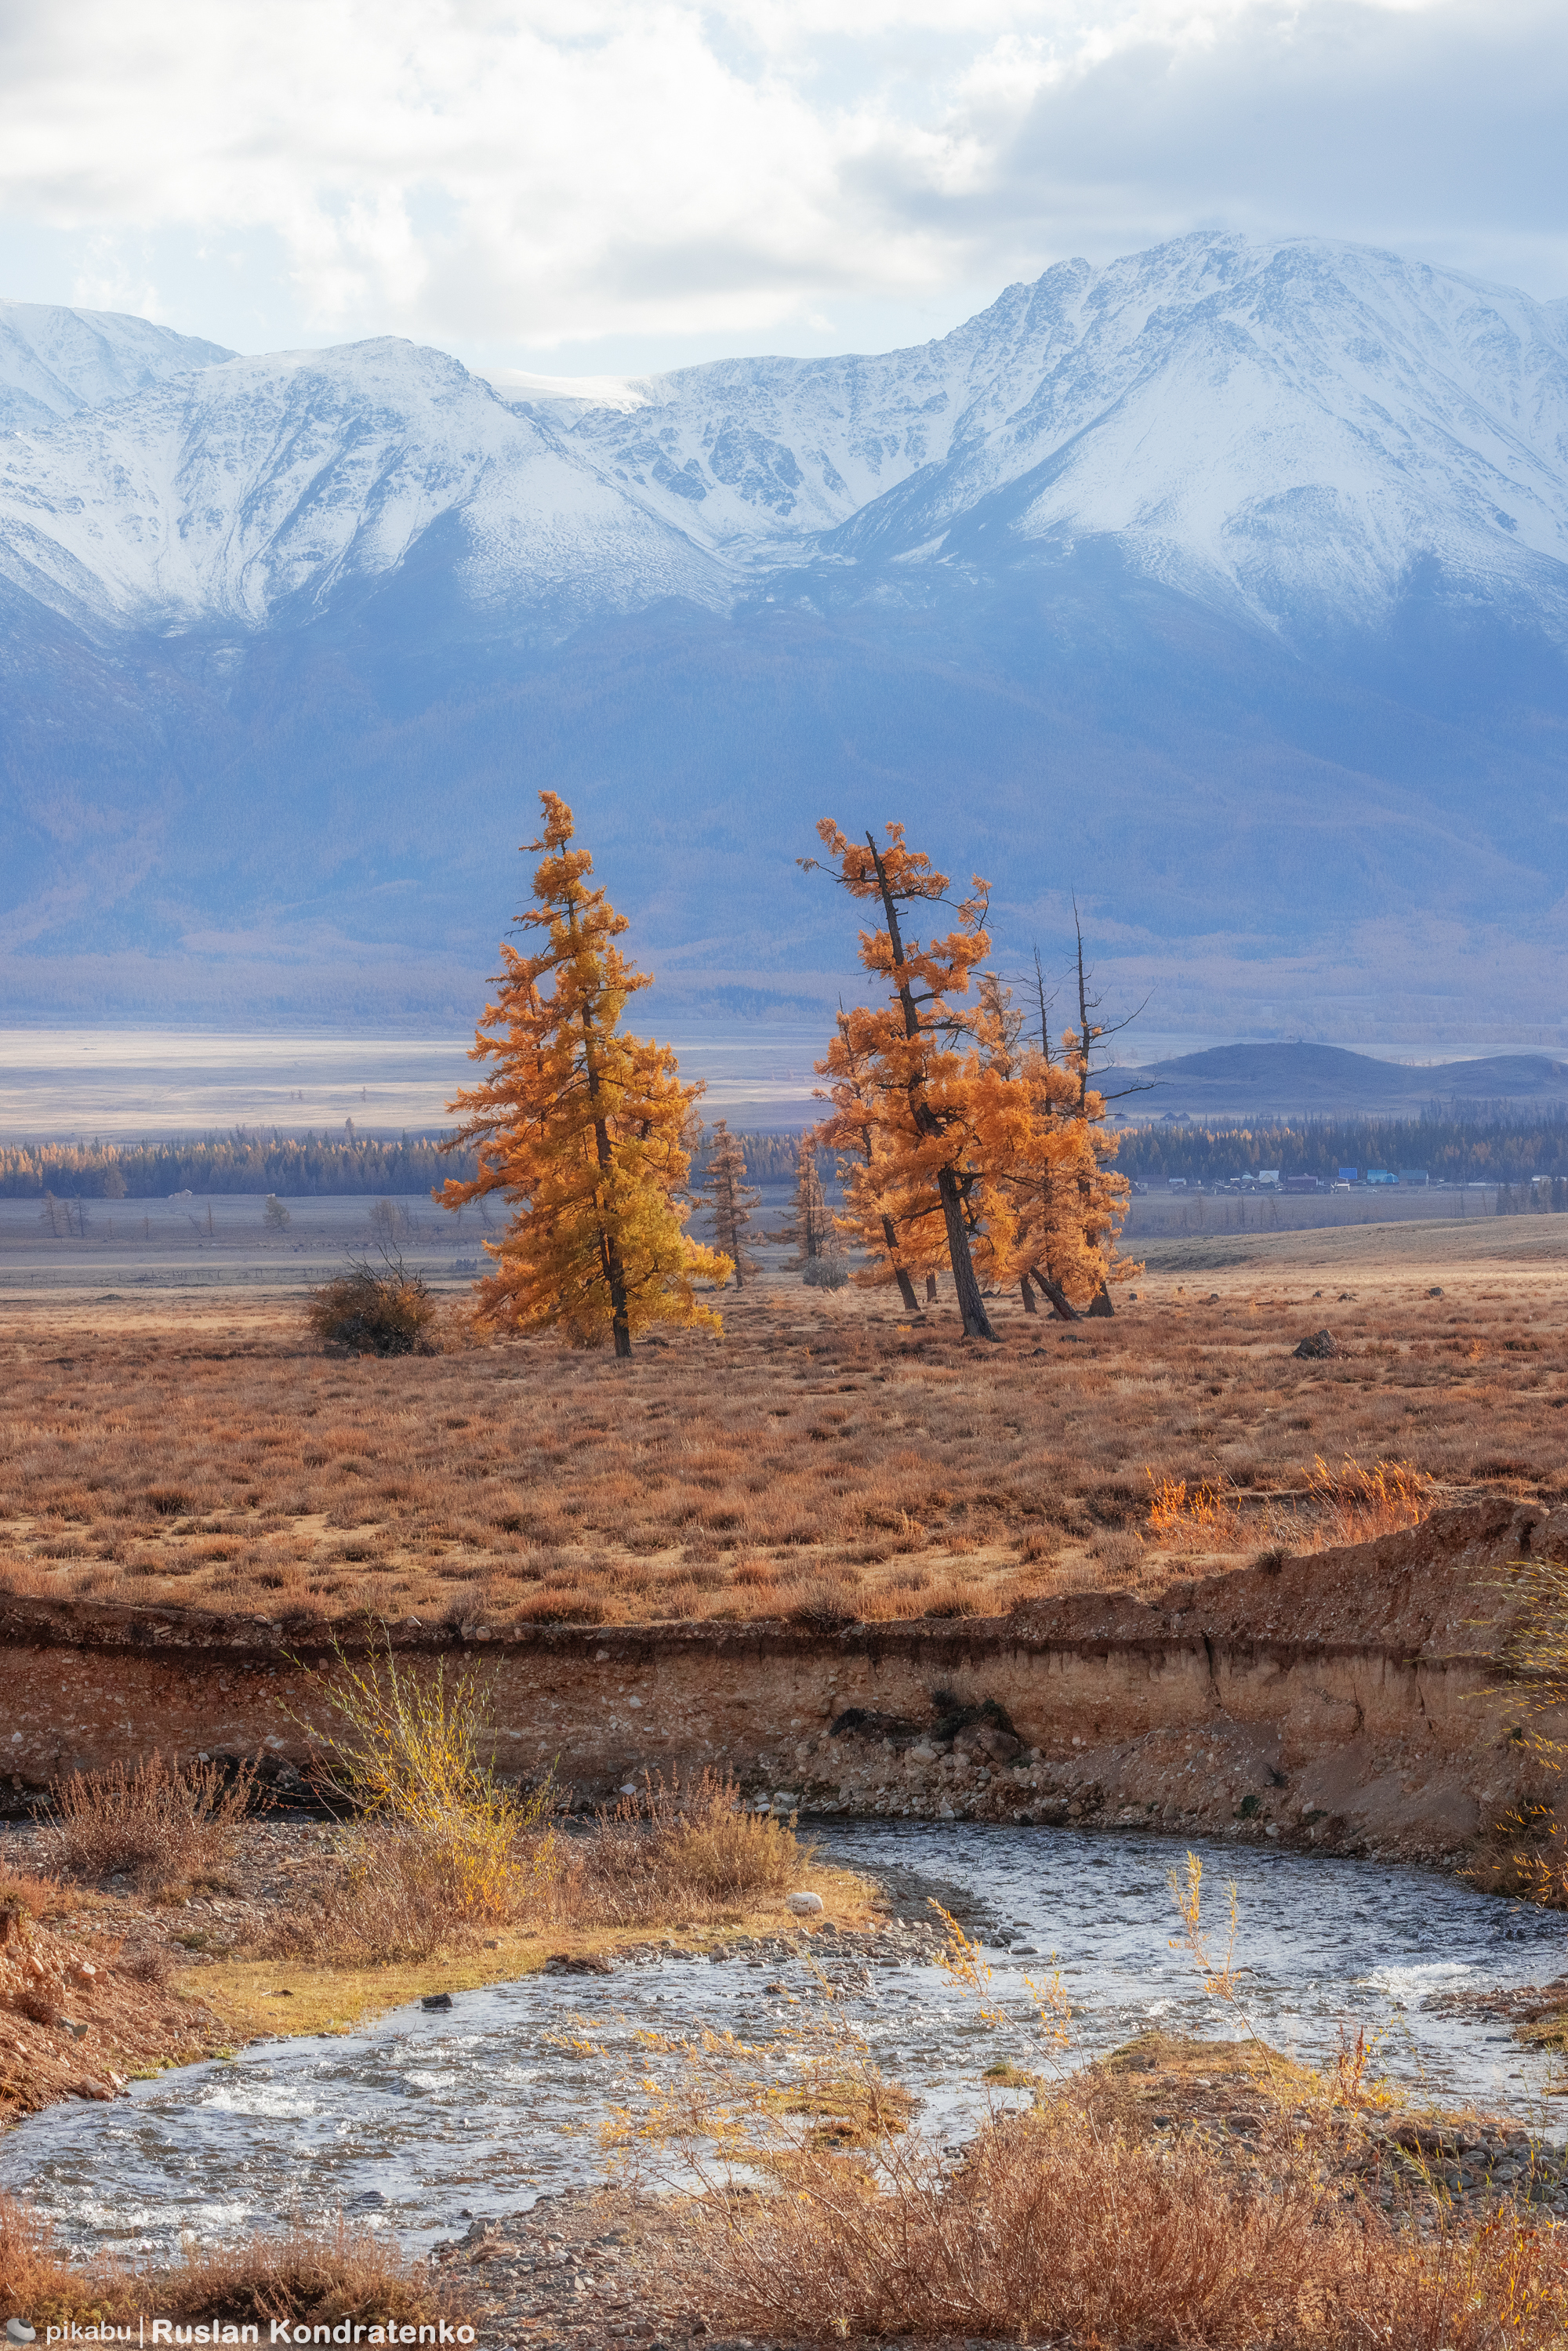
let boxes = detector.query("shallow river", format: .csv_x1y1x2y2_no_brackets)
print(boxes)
7,1823,1565,2260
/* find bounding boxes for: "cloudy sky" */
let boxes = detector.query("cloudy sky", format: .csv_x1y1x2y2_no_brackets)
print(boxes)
0,0,1563,376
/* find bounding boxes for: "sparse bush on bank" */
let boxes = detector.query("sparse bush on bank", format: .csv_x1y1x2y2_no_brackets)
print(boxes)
267,1640,561,1955
45,1751,263,1890
576,1770,805,1927
0,2196,456,2331
1466,1799,1568,1908
306,1255,441,1356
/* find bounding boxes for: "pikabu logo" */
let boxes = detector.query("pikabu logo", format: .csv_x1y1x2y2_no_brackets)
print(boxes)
7,2322,37,2344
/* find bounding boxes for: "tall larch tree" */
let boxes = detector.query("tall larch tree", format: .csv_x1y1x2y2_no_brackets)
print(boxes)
803,822,1002,1342
438,793,730,1355
694,1121,761,1287
769,1135,837,1268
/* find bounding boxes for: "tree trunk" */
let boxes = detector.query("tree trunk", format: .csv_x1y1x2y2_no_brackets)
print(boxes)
866,834,997,1344
593,1116,633,1355
937,1165,997,1340
880,1213,920,1312
926,1272,938,1304
1086,1283,1114,1318
1030,1268,1080,1322
1019,1270,1038,1314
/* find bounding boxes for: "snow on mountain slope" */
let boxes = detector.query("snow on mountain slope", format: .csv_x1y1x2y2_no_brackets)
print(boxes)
828,238,1568,628
514,234,1568,629
497,283,1061,550
0,337,724,631
4,235,1568,646
0,301,233,429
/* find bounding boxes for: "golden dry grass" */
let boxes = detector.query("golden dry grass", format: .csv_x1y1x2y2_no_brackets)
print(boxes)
671,2095,1567,2348
2,1224,1566,1627
0,2193,459,2329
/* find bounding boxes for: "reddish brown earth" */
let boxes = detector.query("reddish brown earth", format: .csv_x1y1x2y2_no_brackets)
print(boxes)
1,1499,1555,1866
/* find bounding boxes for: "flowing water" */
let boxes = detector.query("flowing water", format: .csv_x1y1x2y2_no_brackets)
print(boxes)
5,1823,1563,2260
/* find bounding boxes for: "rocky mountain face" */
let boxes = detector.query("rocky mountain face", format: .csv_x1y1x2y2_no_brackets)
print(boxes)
2,236,1566,1036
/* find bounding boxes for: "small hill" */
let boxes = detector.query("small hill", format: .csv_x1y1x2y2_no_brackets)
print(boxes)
1124,1043,1568,1123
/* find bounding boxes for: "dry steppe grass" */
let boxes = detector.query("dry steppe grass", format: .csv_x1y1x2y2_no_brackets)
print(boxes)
2,1221,1566,1629
0,2193,458,2331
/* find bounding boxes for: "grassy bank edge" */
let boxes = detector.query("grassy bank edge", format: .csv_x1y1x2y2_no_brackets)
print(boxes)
182,1857,882,2049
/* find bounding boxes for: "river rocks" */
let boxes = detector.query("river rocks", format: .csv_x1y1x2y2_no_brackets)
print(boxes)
954,1723,1022,1764
421,1991,454,2011
786,1891,825,1917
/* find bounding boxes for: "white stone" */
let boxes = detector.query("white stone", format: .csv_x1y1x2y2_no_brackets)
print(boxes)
786,1890,825,1917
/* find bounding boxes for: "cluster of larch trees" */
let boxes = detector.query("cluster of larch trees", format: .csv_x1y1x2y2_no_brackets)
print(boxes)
437,795,1133,1355
804,821,1134,1344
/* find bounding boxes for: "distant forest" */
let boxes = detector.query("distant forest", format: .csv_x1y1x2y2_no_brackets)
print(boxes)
0,1133,479,1199
1116,1111,1568,1186
9,1113,1568,1200
10,1115,1567,1199
0,1127,821,1199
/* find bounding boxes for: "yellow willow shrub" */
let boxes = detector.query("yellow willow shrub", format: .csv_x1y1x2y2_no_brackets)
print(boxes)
292,1637,559,1925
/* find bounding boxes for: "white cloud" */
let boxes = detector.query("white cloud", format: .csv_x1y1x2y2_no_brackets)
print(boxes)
0,0,1562,369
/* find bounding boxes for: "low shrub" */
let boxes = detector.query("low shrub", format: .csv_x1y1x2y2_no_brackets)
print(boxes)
263,1638,563,1960
674,2102,1567,2348
1465,1799,1568,1909
259,1817,563,1965
45,1751,263,1889
0,2196,455,2331
157,2222,454,2328
0,2192,85,2325
579,1769,806,1926
0,1870,65,1939
305,1255,439,1356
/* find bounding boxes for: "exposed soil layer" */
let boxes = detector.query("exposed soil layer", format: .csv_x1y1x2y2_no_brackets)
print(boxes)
0,1875,219,2117
2,1500,1558,1867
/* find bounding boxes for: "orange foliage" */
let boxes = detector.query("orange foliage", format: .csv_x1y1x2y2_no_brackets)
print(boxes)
440,793,729,1355
808,821,1136,1327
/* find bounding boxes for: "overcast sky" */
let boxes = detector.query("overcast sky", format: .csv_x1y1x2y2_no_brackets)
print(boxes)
0,0,1563,377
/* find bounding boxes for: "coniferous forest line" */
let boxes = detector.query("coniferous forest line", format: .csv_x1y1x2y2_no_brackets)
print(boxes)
9,1112,1568,1201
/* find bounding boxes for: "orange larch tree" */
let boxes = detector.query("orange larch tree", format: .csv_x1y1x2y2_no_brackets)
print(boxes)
804,821,1004,1341
811,1010,926,1313
437,793,730,1355
970,971,1134,1319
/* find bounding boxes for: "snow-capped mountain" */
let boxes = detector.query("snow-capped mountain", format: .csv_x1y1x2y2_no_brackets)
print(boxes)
0,332,725,631
3,235,1568,1041
503,237,1568,635
0,300,233,429
5,235,1568,641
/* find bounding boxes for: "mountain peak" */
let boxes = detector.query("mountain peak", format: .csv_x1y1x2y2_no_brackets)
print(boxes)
0,299,234,429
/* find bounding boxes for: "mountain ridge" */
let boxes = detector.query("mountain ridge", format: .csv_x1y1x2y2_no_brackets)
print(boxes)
2,233,1567,1043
